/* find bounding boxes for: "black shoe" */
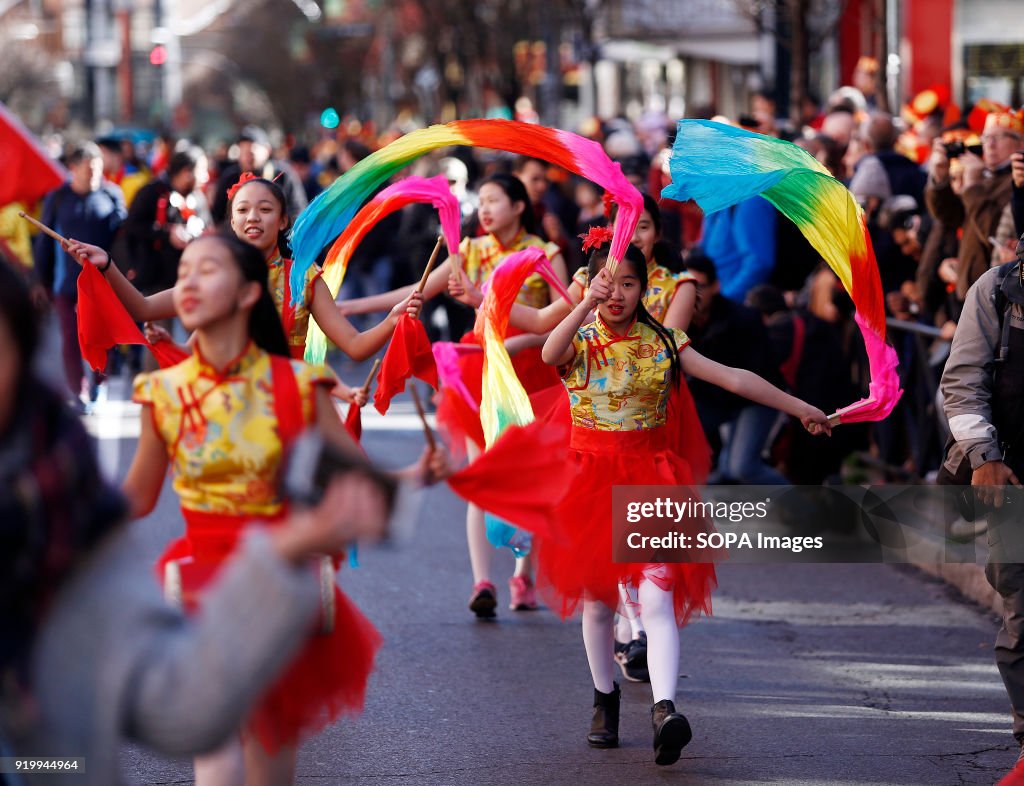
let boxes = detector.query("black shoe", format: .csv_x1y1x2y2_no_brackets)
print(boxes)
468,581,497,619
614,632,649,683
651,699,692,766
587,683,620,748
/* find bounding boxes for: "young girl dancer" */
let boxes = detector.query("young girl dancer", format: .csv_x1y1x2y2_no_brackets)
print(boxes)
538,243,830,766
70,175,421,403
342,172,569,617
448,197,703,672
118,232,399,786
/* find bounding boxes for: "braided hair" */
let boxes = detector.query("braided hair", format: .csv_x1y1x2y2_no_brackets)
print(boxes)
586,242,682,389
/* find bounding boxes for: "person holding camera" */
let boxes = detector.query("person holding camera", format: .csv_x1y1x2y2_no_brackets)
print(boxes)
939,231,1024,774
926,108,1024,300
0,252,392,786
119,148,209,298
119,231,391,785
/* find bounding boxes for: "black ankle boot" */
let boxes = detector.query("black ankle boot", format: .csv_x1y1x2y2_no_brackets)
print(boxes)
587,683,620,748
651,699,692,765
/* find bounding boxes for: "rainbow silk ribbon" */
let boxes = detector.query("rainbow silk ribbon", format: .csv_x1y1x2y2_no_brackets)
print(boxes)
303,174,461,363
290,119,645,324
663,120,902,423
475,246,566,554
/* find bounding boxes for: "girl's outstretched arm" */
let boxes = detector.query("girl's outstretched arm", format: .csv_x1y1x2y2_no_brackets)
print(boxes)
338,258,452,316
680,347,832,436
65,239,176,322
310,277,423,361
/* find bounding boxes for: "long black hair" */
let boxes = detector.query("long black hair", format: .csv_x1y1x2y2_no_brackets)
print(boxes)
228,176,292,258
587,242,682,389
205,232,291,358
641,193,685,274
479,172,538,236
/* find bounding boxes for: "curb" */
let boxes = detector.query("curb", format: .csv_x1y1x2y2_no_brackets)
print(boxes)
911,560,1000,615
905,523,1000,614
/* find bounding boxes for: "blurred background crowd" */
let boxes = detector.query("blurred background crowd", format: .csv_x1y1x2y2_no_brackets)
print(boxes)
3,0,1024,489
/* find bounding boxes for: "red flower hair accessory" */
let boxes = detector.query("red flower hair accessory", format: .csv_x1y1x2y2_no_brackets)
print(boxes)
226,171,260,201
579,225,614,253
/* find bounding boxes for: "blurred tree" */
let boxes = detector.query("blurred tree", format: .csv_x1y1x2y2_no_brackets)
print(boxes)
185,0,605,134
0,40,62,130
216,0,326,130
413,0,601,123
735,0,852,129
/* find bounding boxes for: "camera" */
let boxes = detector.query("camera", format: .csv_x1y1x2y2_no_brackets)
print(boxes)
943,140,982,159
280,430,398,515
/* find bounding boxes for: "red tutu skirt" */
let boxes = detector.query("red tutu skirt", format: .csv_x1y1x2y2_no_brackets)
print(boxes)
529,379,712,485
157,508,382,753
534,427,717,627
435,329,561,452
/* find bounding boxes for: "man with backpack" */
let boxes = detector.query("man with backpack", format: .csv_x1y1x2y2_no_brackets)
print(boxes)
940,233,1024,767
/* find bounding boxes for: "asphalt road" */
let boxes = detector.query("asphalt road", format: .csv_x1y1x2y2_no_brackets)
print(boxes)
74,351,1017,786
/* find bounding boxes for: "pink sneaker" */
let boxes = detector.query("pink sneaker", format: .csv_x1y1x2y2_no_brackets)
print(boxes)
509,575,539,611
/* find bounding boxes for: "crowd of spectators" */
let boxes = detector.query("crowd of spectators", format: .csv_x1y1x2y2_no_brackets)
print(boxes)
8,62,1024,485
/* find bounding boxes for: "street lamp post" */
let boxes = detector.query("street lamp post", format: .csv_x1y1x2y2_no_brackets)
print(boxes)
114,0,134,122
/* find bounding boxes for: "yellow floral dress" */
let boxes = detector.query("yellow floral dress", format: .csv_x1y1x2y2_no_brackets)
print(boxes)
131,341,380,753
561,317,689,431
461,230,560,309
535,315,716,626
132,340,335,518
266,252,322,358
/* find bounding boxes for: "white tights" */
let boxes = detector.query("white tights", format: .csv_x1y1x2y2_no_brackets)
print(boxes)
638,578,680,704
582,577,680,703
615,582,646,642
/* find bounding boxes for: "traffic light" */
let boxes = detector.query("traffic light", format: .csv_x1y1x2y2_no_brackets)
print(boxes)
149,45,167,66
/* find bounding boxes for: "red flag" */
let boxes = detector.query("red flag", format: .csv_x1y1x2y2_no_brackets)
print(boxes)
344,402,363,441
373,314,438,415
996,758,1024,786
150,341,189,368
77,263,187,370
447,418,571,539
0,101,67,207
